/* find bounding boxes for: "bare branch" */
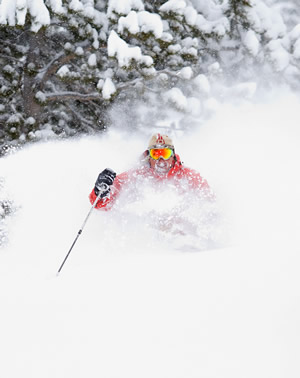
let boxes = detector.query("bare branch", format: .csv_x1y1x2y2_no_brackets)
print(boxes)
66,104,96,128
0,53,22,63
36,52,77,88
45,91,102,102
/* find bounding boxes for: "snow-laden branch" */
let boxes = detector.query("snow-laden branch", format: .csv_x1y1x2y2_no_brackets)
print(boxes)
0,0,64,32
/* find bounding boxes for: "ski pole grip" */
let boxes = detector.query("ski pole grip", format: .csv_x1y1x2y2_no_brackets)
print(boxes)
98,183,109,193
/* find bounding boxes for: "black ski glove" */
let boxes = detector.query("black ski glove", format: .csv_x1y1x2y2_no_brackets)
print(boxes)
94,168,116,198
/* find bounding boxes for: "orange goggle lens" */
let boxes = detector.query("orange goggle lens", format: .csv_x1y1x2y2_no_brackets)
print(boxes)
149,148,173,160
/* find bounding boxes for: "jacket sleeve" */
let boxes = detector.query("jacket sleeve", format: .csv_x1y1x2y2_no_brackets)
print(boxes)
89,172,128,210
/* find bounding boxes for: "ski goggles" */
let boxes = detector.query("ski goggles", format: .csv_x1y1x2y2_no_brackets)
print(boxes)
149,148,174,160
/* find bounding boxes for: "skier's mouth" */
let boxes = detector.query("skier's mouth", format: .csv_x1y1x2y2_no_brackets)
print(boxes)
154,160,169,175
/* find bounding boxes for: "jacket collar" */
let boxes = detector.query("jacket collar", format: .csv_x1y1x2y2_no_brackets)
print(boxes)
167,154,182,177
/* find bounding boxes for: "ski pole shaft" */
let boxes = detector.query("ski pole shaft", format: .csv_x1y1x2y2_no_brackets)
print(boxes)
57,184,108,275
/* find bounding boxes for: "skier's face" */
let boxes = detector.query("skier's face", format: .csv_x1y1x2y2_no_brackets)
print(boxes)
149,155,175,176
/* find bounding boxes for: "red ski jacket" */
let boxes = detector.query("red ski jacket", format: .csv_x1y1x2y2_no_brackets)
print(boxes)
89,154,214,210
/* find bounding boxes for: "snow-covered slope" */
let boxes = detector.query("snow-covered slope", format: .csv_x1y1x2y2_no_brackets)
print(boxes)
0,92,299,378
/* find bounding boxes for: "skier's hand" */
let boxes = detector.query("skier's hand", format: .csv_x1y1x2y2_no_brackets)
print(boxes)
94,168,116,198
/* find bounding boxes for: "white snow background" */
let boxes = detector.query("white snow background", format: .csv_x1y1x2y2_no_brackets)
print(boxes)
0,91,300,377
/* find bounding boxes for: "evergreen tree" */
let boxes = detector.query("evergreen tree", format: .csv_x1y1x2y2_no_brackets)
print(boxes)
0,0,300,152
226,0,252,32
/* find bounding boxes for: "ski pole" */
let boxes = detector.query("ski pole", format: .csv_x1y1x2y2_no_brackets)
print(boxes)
57,183,109,275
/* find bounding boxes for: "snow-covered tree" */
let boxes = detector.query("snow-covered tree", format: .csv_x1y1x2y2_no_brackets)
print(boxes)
0,0,110,148
0,0,300,151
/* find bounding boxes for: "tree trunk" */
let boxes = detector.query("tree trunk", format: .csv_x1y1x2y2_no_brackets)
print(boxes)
23,29,44,123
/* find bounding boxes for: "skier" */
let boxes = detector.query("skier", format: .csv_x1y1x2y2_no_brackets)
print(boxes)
89,133,214,210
